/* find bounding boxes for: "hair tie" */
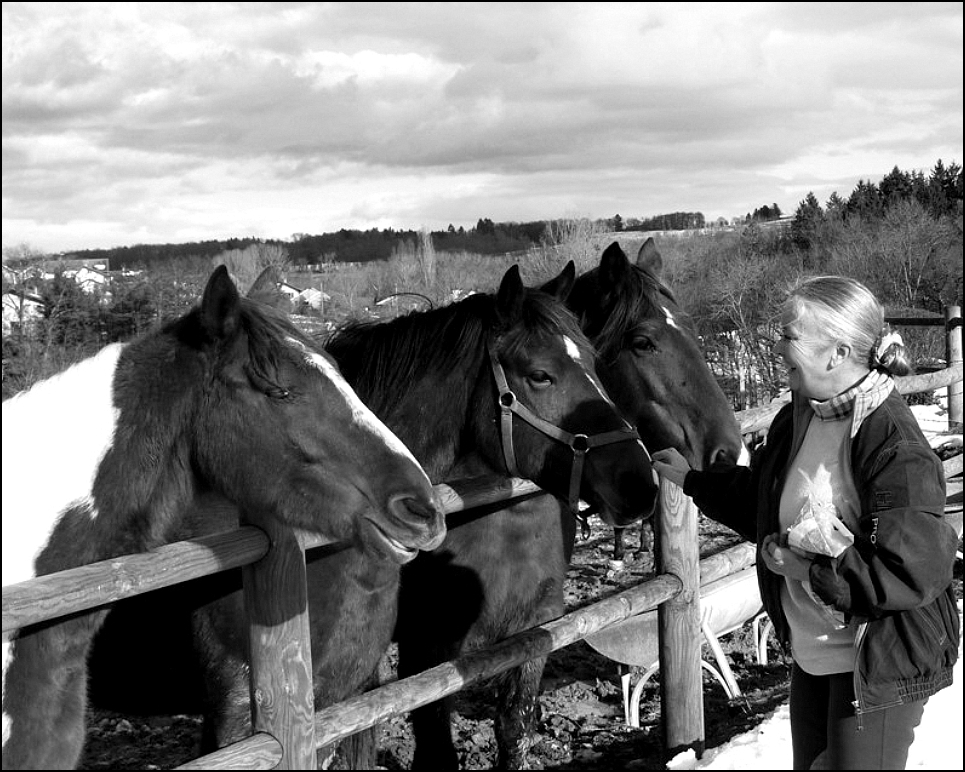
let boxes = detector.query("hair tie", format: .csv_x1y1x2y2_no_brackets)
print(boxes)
875,328,903,363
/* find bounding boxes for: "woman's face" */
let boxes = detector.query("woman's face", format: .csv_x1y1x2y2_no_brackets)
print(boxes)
773,309,837,400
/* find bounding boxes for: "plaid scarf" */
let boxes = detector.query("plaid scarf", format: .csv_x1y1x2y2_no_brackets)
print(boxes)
808,369,895,438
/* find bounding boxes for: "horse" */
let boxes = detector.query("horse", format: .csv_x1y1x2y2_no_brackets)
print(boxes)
392,239,745,770
1,265,445,770
560,238,746,566
85,263,658,766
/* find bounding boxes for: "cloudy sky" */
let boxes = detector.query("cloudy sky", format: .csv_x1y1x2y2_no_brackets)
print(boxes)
2,2,963,254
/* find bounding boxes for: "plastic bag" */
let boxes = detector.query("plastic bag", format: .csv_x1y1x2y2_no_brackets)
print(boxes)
786,494,854,558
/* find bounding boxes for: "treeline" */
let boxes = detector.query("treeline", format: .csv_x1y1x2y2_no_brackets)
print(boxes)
791,159,963,251
34,219,556,271
624,211,707,231
41,215,720,271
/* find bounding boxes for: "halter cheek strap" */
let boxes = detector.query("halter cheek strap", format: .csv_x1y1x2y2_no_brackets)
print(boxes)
488,342,642,534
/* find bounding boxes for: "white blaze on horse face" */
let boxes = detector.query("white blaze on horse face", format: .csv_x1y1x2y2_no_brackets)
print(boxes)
562,335,616,408
1,344,122,590
295,340,429,479
661,303,680,330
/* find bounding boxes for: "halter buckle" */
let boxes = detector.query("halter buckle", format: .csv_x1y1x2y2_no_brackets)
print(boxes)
572,433,589,454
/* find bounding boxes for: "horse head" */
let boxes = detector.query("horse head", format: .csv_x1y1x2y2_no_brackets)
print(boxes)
547,240,744,473
474,264,658,528
192,265,445,564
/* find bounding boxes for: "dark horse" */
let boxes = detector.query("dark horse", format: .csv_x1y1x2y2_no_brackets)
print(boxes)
392,240,744,770
564,239,746,565
86,264,658,765
1,266,444,770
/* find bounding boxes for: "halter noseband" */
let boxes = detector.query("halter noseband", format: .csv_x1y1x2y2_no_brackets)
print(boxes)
488,341,642,536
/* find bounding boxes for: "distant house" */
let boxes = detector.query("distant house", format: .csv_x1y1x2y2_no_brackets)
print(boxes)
55,257,111,273
2,263,20,286
67,265,111,294
276,281,303,304
2,291,45,337
295,286,329,312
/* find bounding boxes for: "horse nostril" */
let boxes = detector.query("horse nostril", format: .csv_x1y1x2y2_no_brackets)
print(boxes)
387,492,435,523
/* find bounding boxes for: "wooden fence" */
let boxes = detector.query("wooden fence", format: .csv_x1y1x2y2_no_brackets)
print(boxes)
3,313,962,769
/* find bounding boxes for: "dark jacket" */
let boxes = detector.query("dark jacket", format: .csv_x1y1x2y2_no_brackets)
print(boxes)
684,387,959,715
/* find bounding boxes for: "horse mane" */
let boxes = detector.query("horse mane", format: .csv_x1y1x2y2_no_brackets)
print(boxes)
591,263,686,360
160,294,320,387
237,297,320,381
325,289,588,415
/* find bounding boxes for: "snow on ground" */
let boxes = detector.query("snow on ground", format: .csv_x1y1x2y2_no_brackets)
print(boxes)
669,400,963,770
667,601,964,770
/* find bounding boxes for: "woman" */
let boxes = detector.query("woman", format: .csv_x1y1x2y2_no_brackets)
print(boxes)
652,276,959,770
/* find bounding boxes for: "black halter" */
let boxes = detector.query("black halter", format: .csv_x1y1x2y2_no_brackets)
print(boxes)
487,340,643,536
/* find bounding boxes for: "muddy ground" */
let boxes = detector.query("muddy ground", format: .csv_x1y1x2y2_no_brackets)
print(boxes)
80,508,963,771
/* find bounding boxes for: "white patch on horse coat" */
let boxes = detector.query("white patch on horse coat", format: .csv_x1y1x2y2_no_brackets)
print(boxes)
563,335,616,408
2,343,123,748
661,304,680,330
296,340,430,480
2,344,122,589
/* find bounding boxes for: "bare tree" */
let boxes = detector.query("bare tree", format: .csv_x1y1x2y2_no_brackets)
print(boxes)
213,243,290,294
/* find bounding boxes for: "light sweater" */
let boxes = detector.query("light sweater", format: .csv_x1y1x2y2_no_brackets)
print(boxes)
778,411,860,675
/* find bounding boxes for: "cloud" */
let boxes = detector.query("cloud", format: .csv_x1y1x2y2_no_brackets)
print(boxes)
2,2,962,252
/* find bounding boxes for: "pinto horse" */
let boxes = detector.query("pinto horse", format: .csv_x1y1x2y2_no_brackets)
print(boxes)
85,264,657,765
561,238,745,565
1,266,444,770
393,240,744,770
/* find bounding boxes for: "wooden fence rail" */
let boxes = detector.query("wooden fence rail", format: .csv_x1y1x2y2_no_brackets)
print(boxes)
1,477,543,634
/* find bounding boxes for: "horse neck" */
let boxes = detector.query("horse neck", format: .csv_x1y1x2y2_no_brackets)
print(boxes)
2,340,196,581
93,334,201,553
2,344,129,584
327,311,493,483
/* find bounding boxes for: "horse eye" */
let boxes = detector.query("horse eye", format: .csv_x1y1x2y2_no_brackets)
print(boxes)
527,370,553,388
632,336,656,354
244,364,291,400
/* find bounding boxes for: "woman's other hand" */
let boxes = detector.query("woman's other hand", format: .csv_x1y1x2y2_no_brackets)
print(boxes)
761,533,812,582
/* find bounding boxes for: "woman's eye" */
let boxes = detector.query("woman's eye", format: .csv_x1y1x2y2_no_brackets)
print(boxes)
527,370,553,387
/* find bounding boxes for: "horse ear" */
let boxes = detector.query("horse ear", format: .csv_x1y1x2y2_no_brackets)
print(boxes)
495,264,525,328
247,265,290,312
539,261,576,301
636,237,663,277
201,265,242,342
598,241,631,292
247,265,279,298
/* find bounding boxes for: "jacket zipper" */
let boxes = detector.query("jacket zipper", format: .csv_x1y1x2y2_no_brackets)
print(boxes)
852,621,868,730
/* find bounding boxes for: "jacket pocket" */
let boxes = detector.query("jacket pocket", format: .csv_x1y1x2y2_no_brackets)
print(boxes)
864,594,957,681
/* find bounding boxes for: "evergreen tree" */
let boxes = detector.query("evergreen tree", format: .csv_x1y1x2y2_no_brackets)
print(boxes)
846,179,884,220
791,192,825,250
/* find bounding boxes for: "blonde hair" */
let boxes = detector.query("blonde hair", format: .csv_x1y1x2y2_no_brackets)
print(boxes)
781,276,912,376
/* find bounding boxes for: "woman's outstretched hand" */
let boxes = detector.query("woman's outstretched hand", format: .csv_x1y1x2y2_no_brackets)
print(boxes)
651,447,692,488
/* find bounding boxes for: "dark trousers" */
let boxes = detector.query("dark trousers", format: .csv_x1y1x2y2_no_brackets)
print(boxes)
789,662,927,770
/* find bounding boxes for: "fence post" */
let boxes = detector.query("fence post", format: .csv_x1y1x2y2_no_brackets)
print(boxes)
946,304,963,431
241,516,317,769
655,477,704,760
